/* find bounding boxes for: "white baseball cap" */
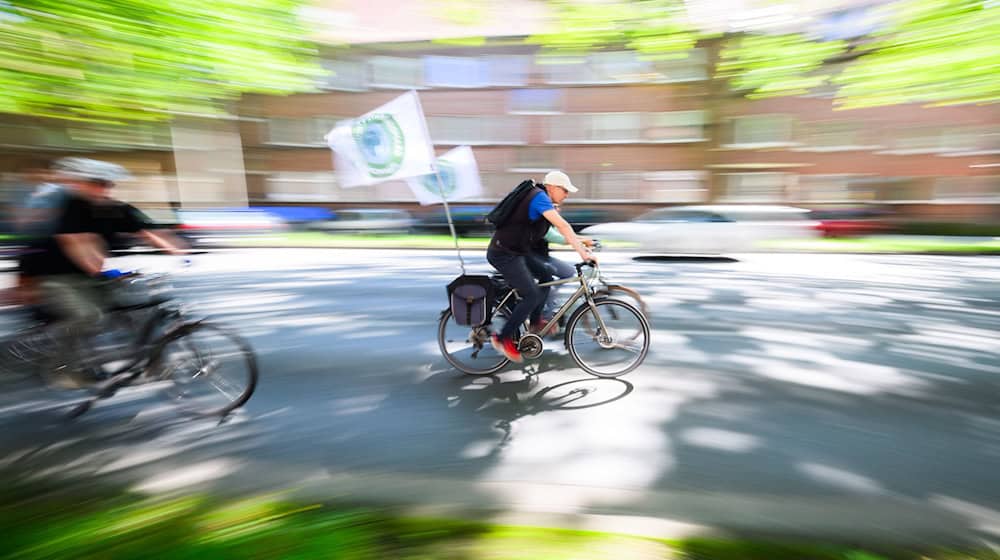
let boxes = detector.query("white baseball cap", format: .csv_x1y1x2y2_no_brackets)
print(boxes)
543,170,578,193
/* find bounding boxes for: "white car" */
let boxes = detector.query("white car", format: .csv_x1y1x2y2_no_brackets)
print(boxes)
176,209,288,246
311,208,415,234
581,205,820,254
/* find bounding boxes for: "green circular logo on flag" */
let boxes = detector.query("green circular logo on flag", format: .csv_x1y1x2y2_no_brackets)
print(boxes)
421,161,456,198
352,114,405,178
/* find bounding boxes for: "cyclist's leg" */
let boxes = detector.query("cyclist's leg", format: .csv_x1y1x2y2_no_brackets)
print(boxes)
523,254,552,326
38,275,106,384
537,254,574,319
487,249,545,340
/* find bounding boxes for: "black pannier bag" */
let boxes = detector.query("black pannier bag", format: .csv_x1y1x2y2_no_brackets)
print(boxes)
447,274,494,327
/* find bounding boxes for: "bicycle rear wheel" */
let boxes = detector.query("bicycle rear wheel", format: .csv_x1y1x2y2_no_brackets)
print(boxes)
438,306,513,375
565,299,650,378
150,322,258,417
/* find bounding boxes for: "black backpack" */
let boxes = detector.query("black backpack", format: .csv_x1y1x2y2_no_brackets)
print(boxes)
486,180,537,228
447,274,494,327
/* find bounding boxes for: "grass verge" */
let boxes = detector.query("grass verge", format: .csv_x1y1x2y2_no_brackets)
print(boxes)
0,486,988,560
760,236,1000,254
224,232,1000,254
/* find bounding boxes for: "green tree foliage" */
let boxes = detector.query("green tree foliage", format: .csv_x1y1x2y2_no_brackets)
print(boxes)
0,0,324,123
531,0,998,108
833,0,1000,108
527,0,697,60
717,34,847,98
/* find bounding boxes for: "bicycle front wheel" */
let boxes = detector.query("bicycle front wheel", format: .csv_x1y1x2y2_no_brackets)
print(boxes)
438,307,513,375
150,322,258,417
596,284,649,319
565,299,650,378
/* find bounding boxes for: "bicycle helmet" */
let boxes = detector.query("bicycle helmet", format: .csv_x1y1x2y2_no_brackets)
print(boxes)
52,157,131,183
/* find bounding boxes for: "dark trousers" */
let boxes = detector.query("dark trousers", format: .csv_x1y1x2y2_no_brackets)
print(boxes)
487,247,550,340
530,252,575,317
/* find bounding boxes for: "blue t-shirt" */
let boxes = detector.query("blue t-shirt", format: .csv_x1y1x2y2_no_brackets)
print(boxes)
527,191,555,221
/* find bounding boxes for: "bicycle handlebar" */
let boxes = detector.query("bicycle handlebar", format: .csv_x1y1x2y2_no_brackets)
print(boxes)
574,260,598,274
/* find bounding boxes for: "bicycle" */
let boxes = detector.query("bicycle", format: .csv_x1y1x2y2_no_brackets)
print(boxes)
438,261,650,377
543,240,648,322
0,270,259,419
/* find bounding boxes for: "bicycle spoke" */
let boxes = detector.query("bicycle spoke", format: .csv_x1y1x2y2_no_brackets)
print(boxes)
567,299,649,377
438,309,509,375
155,323,257,416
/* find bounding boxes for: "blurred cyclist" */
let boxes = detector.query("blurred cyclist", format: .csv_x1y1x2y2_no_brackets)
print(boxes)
487,170,595,363
18,157,187,385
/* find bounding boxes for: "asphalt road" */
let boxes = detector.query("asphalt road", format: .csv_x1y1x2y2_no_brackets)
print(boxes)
0,249,998,545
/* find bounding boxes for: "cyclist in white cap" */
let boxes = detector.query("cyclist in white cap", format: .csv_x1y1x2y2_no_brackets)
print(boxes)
487,170,596,363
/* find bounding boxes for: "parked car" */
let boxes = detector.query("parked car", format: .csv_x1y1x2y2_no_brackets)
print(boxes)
251,206,335,231
174,209,288,246
414,205,493,236
311,208,415,234
558,207,626,232
581,204,820,254
811,206,896,237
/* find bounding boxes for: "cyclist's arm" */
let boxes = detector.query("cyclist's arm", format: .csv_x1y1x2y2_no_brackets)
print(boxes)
139,228,189,255
542,209,595,263
56,232,106,276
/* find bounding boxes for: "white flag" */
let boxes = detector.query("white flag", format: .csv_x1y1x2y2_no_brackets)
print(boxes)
405,145,484,206
325,91,436,188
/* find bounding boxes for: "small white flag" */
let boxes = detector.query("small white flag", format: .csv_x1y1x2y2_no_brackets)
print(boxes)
325,91,436,188
405,145,484,206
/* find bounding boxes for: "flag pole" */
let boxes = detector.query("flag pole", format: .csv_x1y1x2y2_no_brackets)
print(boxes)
433,170,466,275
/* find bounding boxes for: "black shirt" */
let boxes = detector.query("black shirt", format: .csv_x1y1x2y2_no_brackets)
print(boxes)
20,194,148,277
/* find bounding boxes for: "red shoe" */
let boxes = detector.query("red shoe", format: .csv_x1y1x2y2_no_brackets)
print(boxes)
491,334,523,363
529,318,550,335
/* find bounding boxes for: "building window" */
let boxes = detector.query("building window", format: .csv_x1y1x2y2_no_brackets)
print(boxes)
115,174,174,204
934,176,1000,201
67,123,171,150
424,56,489,88
591,172,642,201
648,48,708,82
644,111,706,142
482,173,533,198
725,115,796,148
938,126,1000,157
510,147,559,172
266,117,341,146
427,115,524,145
320,59,367,91
590,113,643,142
641,171,708,203
541,51,651,85
548,111,704,144
796,174,879,202
369,56,423,89
487,55,531,86
879,126,941,155
265,172,338,202
509,89,562,114
795,121,878,152
720,173,790,202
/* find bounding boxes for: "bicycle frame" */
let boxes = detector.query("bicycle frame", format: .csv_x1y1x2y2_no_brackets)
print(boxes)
492,263,612,340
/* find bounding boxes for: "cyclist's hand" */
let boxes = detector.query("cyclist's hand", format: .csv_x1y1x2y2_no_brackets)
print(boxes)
584,252,599,266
